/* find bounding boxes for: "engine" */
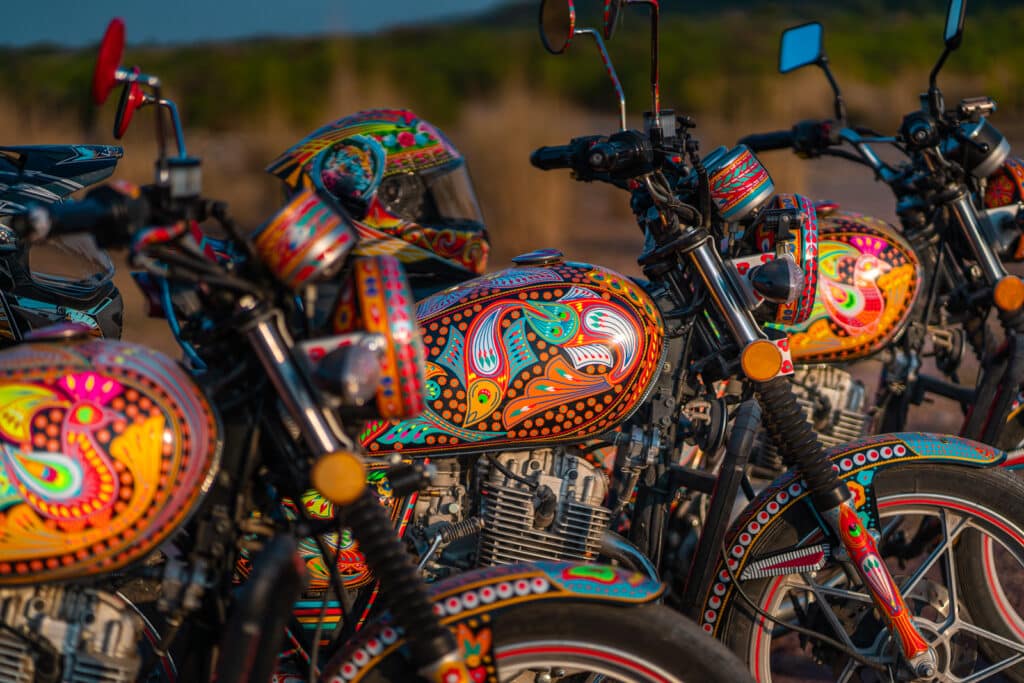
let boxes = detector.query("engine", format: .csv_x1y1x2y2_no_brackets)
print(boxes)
410,449,613,573
753,365,871,474
0,585,144,682
476,449,611,566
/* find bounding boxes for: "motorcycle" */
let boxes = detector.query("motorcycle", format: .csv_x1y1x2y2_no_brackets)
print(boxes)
230,0,1024,679
0,16,754,683
738,0,1024,460
0,143,125,341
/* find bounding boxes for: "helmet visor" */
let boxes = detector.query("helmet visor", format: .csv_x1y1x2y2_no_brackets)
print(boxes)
379,162,484,230
426,163,485,228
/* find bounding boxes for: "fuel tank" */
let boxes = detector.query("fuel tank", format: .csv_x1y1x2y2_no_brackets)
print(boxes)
0,337,219,584
773,210,921,363
362,253,665,456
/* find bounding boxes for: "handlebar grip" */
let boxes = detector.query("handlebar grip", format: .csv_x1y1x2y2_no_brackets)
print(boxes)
13,186,150,246
587,139,635,173
530,145,575,171
737,130,795,152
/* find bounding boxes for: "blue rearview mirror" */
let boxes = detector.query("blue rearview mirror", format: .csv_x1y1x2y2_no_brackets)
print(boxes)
945,0,966,46
779,23,823,74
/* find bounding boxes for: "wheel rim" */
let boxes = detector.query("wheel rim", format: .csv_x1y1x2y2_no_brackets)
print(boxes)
746,493,1024,682
495,640,683,682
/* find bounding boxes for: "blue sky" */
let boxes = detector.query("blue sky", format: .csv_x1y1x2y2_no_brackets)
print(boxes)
3,0,510,47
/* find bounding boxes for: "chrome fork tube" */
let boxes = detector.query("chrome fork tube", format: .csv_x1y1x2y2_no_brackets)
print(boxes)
243,304,351,454
950,191,1008,286
686,236,765,346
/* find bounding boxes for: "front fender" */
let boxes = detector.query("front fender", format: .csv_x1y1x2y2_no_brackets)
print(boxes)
698,432,1003,635
325,561,662,682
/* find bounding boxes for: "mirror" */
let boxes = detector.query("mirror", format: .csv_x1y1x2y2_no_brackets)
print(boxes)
779,22,823,73
603,0,624,40
92,18,126,105
114,77,144,139
539,0,575,54
945,0,966,46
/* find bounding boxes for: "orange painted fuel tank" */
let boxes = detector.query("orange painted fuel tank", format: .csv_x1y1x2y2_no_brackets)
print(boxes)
772,211,921,363
361,254,665,456
0,339,219,584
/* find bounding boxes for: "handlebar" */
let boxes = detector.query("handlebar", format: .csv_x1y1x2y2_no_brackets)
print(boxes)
12,185,151,246
530,144,577,171
531,131,653,178
737,130,795,152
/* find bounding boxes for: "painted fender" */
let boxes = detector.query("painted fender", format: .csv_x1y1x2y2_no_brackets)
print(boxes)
322,561,662,682
697,432,1004,635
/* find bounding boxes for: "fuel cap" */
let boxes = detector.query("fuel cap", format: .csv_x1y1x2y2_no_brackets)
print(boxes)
512,248,564,266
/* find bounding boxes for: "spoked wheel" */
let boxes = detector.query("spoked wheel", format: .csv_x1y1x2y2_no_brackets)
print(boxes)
716,464,1024,681
330,602,754,683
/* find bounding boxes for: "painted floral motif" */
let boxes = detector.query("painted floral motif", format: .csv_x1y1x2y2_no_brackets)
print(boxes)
361,262,664,456
0,340,218,583
773,211,920,362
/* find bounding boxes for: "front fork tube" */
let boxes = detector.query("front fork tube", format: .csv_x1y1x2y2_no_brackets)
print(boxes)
822,501,936,675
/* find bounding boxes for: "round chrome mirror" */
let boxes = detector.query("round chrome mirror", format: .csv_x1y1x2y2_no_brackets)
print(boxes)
92,18,126,105
603,0,624,40
539,0,576,54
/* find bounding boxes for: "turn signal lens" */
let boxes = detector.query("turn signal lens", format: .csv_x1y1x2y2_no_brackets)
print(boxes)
311,451,367,505
741,340,783,382
994,275,1024,312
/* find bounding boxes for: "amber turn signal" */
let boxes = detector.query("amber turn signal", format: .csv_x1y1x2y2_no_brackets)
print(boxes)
740,339,783,382
994,275,1024,313
311,451,367,505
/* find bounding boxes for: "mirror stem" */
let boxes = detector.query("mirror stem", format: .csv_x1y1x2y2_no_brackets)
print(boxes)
819,57,847,123
627,0,661,130
152,84,169,185
928,47,951,116
648,1,660,130
575,29,627,130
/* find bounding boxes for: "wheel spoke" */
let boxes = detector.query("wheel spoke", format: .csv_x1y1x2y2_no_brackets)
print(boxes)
960,651,1024,682
956,620,1024,656
942,509,960,628
798,572,861,652
899,511,970,598
803,582,874,605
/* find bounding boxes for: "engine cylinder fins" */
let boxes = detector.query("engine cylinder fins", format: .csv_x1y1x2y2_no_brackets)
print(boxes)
0,586,144,683
475,449,613,568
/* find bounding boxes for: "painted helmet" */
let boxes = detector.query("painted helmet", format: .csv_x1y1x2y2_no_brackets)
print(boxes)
266,110,489,294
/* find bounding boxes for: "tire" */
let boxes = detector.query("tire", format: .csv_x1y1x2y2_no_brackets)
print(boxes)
331,601,754,682
715,463,1024,681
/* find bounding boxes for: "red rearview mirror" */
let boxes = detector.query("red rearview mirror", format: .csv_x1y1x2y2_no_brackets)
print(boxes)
92,18,126,105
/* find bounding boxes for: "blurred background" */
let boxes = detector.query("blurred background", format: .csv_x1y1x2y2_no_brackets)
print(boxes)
4,0,1023,429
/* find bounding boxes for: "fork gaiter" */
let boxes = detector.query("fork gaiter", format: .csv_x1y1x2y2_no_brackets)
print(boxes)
756,376,850,510
344,488,455,666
